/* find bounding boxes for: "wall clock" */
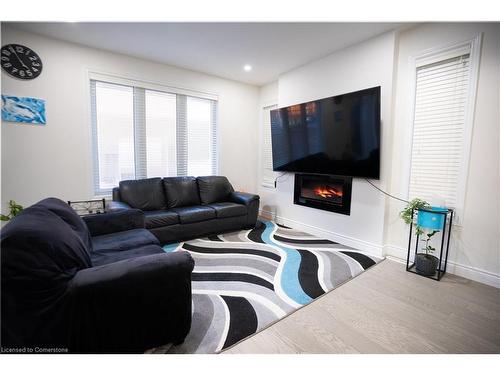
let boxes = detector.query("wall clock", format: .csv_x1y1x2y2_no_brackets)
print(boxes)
1,44,43,80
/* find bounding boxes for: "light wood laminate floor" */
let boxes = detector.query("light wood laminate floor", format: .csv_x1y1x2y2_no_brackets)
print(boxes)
224,259,500,354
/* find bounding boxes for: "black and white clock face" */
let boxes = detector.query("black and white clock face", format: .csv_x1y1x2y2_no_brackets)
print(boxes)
1,44,43,80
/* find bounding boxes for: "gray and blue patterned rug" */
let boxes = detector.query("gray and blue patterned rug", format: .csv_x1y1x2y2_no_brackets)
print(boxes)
161,220,383,354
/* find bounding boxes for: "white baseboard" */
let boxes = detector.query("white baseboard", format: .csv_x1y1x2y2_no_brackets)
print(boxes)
384,244,500,289
260,209,384,258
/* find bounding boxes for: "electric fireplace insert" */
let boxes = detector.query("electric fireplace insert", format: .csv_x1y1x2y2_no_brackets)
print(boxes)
294,173,352,215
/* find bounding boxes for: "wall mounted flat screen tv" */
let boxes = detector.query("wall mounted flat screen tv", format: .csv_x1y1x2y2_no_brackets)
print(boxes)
270,86,381,179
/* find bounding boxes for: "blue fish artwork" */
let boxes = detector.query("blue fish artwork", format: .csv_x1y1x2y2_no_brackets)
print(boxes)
1,95,46,124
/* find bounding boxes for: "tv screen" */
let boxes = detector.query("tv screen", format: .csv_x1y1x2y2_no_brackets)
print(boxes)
270,86,380,179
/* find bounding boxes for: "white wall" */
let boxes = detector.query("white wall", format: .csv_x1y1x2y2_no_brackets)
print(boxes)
257,32,398,256
1,25,259,209
259,81,278,105
257,25,500,287
385,23,500,286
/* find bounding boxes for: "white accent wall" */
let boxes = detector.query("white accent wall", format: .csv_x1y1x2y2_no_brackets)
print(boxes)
258,24,500,287
1,25,259,208
385,23,500,287
258,31,398,257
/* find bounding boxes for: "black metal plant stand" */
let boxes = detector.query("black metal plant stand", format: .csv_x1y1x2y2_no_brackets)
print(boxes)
406,207,453,281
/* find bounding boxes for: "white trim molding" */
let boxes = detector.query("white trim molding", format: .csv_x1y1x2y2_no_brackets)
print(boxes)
87,70,219,101
384,244,500,289
260,209,384,258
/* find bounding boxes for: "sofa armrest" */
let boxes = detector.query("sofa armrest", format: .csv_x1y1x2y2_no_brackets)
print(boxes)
229,191,260,206
112,187,121,201
230,192,260,228
107,200,132,212
83,209,145,237
68,251,195,352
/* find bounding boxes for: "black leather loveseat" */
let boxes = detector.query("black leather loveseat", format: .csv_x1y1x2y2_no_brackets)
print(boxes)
1,198,194,353
109,176,260,244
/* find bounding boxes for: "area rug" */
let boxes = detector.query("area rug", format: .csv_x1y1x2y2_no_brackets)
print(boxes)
161,220,383,354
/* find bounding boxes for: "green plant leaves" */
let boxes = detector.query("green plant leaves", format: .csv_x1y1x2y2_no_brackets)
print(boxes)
1,200,24,221
400,198,431,226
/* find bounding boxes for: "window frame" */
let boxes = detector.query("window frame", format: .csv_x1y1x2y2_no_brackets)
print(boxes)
406,34,482,224
88,71,218,196
259,101,278,189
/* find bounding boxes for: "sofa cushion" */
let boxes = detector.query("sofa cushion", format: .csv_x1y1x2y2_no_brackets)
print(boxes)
92,228,159,253
197,176,234,204
119,178,166,210
35,197,93,253
163,176,201,208
144,210,180,229
91,244,165,267
208,202,247,218
172,205,216,224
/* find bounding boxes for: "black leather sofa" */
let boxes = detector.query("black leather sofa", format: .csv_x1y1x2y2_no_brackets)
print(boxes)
1,198,194,353
109,176,260,244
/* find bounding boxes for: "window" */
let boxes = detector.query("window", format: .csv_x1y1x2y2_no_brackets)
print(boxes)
408,36,481,220
144,90,177,178
92,82,135,190
187,96,217,177
261,104,277,188
90,76,217,195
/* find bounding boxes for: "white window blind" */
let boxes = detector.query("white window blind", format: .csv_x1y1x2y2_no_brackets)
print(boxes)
261,104,277,187
176,94,188,176
186,96,218,176
133,87,147,179
90,78,218,195
91,81,135,194
409,53,471,209
145,90,177,178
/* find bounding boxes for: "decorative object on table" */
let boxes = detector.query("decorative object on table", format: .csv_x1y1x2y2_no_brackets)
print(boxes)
1,44,43,80
1,95,46,124
67,199,106,216
0,200,24,221
404,205,453,281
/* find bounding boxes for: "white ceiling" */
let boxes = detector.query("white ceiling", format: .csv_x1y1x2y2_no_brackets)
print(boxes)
9,22,403,86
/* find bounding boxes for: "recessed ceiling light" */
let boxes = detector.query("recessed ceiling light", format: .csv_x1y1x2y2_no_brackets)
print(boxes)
243,64,252,72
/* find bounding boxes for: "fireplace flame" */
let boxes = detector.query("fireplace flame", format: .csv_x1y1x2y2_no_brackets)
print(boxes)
314,185,343,199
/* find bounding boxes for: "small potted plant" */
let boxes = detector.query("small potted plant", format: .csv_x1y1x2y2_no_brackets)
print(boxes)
415,230,439,276
400,198,430,236
400,198,440,275
1,200,24,222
